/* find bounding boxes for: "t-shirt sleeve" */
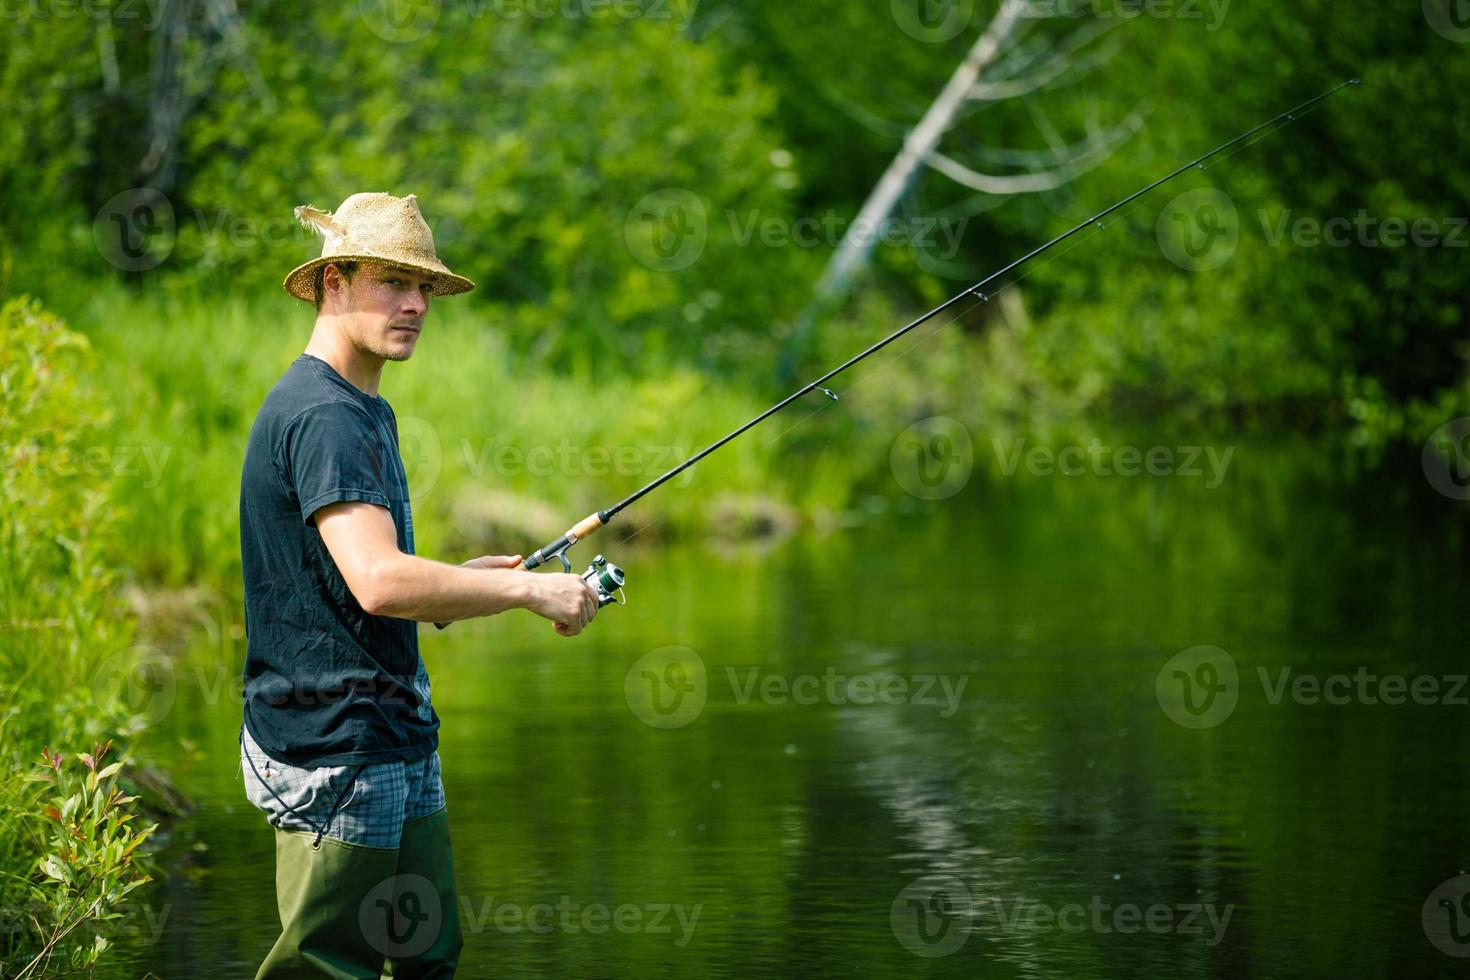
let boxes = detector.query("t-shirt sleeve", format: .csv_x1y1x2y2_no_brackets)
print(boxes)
281,401,393,526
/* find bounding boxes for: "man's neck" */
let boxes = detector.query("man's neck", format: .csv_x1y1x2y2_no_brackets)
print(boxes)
304,319,384,398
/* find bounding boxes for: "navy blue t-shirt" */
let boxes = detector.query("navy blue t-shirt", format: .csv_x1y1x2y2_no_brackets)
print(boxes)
239,353,438,767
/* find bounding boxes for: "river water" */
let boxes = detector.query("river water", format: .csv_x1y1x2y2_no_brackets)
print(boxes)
103,433,1470,978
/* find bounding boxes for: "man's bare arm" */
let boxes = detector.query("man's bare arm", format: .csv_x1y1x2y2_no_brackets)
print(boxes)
314,501,599,633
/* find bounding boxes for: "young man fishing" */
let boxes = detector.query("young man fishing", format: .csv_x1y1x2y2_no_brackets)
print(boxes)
237,191,600,977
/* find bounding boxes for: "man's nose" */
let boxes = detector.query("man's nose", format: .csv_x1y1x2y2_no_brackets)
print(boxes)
403,290,428,315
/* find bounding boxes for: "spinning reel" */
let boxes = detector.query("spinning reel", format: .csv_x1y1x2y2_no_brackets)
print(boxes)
575,553,627,609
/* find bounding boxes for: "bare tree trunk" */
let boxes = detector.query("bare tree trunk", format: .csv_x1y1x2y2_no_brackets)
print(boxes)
814,3,1025,298
137,0,273,193
810,4,1138,306
772,6,1141,385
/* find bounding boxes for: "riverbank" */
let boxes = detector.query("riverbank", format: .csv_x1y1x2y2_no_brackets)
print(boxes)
0,298,188,977
7,282,1464,974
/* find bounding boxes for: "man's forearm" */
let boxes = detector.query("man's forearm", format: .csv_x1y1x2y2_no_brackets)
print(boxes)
360,553,535,623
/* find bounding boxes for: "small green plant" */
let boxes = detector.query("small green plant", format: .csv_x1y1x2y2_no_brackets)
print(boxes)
11,742,157,979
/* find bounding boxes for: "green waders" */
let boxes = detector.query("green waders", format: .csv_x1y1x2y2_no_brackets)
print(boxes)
257,808,463,979
382,808,464,978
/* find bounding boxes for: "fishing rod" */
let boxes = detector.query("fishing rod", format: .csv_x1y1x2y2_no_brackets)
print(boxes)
438,78,1359,629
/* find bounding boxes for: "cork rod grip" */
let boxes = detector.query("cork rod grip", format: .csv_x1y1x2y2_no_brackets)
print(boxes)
570,512,605,540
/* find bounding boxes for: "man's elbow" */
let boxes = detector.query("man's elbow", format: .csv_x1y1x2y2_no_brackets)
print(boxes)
349,560,404,618
357,587,391,618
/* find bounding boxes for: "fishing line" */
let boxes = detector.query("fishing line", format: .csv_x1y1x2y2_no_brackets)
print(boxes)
436,79,1360,626
616,295,986,546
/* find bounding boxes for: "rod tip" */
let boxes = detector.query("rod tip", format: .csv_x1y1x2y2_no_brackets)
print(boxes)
1348,77,1361,86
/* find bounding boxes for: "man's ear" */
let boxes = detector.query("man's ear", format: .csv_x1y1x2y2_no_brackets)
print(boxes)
321,264,353,313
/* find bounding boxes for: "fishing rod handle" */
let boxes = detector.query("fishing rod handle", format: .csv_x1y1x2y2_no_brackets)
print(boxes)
431,511,608,630
523,511,607,570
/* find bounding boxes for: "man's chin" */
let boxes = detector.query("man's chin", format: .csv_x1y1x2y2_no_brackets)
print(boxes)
381,334,419,361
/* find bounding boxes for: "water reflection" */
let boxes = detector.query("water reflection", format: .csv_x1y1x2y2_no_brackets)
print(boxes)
108,435,1470,977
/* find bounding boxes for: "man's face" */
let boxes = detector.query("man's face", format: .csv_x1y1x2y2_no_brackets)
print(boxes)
326,262,434,362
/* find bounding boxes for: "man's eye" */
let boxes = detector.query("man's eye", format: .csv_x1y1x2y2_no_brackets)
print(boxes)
386,278,402,285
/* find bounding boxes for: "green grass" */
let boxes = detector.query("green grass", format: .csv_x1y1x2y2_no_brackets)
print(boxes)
54,279,1469,612
63,283,907,598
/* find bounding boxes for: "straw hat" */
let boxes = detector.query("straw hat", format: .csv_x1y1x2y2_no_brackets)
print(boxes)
283,192,475,303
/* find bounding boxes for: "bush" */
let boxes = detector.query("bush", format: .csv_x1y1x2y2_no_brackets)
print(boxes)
0,297,161,976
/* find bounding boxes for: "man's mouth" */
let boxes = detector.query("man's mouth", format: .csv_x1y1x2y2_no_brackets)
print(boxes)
391,325,421,335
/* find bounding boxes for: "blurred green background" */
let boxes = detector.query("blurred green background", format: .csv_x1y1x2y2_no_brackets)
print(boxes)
2,0,1468,976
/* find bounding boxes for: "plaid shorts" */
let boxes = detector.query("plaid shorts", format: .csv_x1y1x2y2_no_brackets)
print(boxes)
238,722,446,850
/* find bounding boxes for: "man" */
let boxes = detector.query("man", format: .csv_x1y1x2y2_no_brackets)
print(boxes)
238,191,599,978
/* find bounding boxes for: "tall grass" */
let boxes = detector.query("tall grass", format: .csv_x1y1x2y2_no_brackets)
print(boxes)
0,298,162,976
67,283,909,599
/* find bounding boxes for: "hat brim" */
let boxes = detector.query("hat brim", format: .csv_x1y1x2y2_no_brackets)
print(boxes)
283,254,476,303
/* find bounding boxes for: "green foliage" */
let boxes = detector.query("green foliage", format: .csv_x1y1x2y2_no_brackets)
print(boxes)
0,298,161,976
720,0,1470,430
10,743,157,979
166,9,805,375
72,283,885,591
3,0,1464,428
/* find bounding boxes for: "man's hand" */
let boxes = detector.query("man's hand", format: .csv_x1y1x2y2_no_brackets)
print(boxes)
526,573,601,637
461,554,599,635
313,502,602,631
